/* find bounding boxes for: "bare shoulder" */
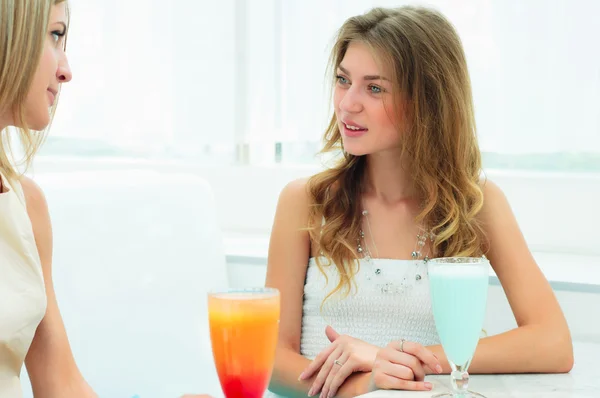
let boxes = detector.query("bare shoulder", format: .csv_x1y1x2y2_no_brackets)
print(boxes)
480,177,506,200
476,176,530,259
19,176,53,264
271,177,312,244
478,177,511,221
278,177,311,208
20,176,51,221
273,177,312,227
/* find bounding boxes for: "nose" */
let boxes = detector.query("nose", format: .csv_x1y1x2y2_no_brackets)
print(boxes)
338,85,363,114
57,55,72,83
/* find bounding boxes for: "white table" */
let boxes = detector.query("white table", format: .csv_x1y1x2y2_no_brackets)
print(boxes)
358,341,597,398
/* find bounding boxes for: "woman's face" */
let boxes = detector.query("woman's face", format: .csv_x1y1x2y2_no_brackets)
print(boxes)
23,2,72,130
333,41,405,156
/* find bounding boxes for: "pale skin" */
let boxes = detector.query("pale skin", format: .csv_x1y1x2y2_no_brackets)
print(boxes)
266,41,573,398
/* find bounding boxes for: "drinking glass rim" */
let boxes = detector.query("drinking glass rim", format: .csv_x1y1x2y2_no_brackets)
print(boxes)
427,256,489,265
207,287,280,298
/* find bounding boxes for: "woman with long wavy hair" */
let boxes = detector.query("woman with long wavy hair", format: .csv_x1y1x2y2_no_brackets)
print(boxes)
265,6,573,397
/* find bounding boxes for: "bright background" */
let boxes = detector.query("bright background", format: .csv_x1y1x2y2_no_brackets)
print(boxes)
18,0,600,397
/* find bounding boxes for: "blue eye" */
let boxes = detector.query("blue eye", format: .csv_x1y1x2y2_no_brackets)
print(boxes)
369,85,383,94
336,75,349,85
51,30,65,44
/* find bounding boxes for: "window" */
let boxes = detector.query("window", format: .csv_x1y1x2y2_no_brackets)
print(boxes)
35,0,600,259
45,0,600,170
45,0,237,164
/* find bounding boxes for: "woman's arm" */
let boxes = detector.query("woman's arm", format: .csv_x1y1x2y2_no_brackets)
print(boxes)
265,179,371,397
21,177,97,398
427,180,573,374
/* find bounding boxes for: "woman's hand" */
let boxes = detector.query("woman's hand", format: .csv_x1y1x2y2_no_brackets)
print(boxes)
299,326,379,397
368,340,443,392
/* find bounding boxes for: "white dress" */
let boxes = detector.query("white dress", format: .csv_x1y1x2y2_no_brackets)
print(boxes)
267,256,440,397
0,172,47,398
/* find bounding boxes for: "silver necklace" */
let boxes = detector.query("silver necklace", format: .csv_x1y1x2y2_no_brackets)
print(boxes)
357,209,434,281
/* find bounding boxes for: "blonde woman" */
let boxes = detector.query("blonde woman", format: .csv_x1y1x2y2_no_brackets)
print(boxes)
0,1,96,397
265,6,573,398
0,0,96,398
0,3,231,398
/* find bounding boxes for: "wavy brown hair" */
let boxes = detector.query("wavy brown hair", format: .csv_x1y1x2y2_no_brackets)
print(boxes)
308,6,487,300
0,0,68,182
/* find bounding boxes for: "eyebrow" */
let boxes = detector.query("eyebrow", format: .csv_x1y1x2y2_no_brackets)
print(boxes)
338,65,389,81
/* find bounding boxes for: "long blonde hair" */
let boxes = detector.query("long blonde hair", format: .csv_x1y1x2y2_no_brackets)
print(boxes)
308,6,486,300
0,0,68,181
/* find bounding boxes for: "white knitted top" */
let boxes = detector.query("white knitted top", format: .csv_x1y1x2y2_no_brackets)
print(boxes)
300,257,440,358
267,257,440,397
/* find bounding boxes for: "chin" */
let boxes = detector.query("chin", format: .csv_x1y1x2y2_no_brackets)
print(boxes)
344,148,369,157
28,121,50,131
27,113,51,131
341,140,370,157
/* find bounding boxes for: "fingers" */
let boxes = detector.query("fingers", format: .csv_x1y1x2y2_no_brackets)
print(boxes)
397,341,443,375
300,326,343,381
399,352,425,381
371,369,433,391
300,342,338,380
320,352,353,398
325,325,340,343
323,355,354,398
368,342,438,392
308,346,343,396
375,354,417,381
373,354,433,391
388,351,426,381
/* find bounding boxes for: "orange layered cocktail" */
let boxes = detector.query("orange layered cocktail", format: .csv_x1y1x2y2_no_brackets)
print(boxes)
208,288,280,398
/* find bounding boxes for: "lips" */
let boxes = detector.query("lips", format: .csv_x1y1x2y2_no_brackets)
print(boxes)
341,119,368,137
342,119,367,130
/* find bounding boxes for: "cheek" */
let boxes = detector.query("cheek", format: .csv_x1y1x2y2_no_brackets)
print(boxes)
40,45,57,80
371,99,397,130
371,99,402,145
29,46,54,96
20,45,55,129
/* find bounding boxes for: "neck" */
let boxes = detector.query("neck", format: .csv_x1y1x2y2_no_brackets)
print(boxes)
362,148,417,204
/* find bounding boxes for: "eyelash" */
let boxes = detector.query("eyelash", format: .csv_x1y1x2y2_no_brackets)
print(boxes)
336,74,385,94
51,30,66,42
336,75,349,85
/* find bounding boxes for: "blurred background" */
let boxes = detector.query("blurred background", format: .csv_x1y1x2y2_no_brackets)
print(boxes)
18,0,600,397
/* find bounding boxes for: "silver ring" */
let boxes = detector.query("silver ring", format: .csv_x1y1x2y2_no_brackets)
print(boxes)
399,339,406,352
333,359,343,366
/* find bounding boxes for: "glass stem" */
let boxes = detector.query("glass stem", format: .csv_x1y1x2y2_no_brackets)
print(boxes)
451,364,470,395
